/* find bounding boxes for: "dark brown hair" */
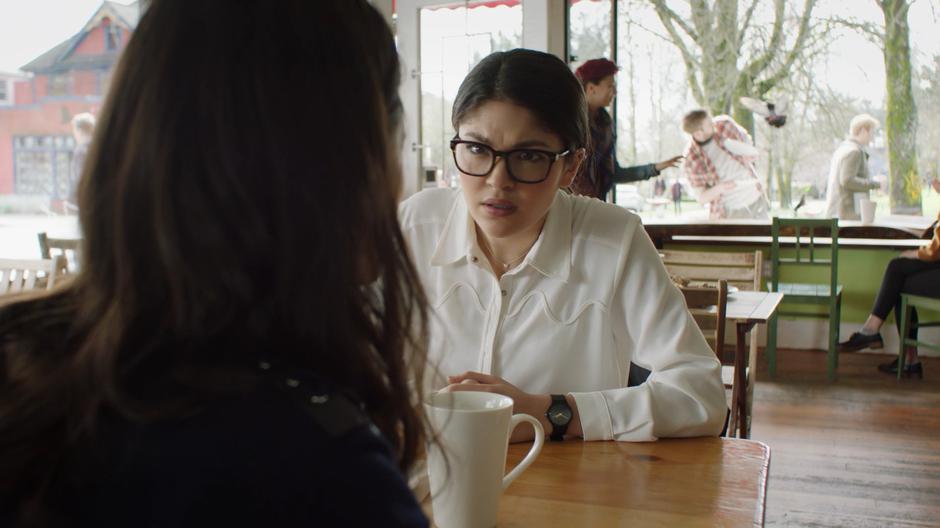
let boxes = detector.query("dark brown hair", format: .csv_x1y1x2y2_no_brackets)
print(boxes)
682,109,711,133
451,49,590,153
0,0,427,519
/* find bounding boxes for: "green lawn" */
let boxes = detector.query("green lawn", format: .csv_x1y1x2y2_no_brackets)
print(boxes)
871,190,940,220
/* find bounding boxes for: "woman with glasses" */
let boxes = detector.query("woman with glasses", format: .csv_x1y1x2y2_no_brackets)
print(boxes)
0,1,428,526
400,49,725,443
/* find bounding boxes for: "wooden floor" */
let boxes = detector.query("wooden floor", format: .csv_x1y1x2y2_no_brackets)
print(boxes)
748,348,940,527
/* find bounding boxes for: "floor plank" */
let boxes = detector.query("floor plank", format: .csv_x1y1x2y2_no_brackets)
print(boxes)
748,349,940,527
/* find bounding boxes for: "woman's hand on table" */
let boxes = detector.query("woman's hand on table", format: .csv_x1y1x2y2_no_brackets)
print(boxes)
444,371,552,442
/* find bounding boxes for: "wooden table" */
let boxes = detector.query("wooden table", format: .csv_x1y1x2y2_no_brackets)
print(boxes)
644,217,934,249
483,438,770,527
726,291,784,439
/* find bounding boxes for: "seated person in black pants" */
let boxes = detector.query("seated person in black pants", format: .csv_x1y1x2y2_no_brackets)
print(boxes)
839,180,940,377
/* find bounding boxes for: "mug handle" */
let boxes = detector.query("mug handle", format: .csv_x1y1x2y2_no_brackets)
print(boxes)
502,413,545,490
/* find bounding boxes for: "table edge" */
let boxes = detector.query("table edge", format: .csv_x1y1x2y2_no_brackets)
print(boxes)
752,440,771,527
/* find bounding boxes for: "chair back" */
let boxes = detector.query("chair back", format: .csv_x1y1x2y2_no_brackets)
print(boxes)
680,280,728,357
37,232,82,273
0,257,66,295
769,217,838,294
662,250,762,292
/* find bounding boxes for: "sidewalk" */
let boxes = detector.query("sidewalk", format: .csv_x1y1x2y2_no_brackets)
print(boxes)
0,215,81,259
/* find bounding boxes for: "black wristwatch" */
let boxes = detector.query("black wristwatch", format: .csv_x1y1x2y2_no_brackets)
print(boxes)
545,394,572,441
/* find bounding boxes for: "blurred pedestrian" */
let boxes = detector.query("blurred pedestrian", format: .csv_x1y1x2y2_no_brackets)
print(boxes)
67,112,96,210
671,179,683,214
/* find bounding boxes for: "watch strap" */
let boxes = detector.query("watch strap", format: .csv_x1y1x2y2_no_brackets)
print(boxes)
547,394,570,442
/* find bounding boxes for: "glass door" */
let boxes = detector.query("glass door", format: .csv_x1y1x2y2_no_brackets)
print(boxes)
397,0,523,195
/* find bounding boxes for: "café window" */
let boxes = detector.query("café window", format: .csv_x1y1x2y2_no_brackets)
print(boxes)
417,0,522,188
0,0,131,231
567,0,612,64
566,1,940,220
106,22,121,51
13,135,75,199
48,74,69,97
97,69,113,96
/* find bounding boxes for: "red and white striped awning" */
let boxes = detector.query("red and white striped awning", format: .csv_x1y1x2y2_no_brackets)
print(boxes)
391,0,604,13
392,1,520,12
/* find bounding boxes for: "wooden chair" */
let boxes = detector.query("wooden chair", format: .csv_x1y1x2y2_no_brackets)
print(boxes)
663,250,762,437
662,248,763,365
766,217,842,381
661,249,762,293
897,294,940,380
679,281,731,437
0,257,66,295
37,232,82,273
680,281,728,357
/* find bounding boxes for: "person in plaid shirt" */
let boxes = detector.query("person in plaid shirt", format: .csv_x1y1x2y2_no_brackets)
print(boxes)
681,109,769,219
569,58,682,202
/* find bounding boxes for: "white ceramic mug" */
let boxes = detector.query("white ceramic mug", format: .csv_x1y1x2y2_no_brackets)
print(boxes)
860,198,877,224
425,391,544,528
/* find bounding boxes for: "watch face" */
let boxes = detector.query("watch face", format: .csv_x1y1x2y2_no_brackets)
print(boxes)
549,405,572,426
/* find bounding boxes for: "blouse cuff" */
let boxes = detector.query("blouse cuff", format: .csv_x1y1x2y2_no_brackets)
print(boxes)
570,391,613,441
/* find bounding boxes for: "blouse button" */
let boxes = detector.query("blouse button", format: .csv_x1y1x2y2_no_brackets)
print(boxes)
471,256,479,262
501,289,507,296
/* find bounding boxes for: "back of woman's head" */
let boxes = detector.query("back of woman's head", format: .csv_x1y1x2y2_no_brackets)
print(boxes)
452,49,589,152
0,0,426,511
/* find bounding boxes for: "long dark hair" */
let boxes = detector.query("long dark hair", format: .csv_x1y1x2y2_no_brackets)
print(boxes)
0,0,427,517
452,49,590,152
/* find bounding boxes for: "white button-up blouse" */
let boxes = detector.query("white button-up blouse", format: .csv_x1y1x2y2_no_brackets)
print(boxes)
399,188,725,441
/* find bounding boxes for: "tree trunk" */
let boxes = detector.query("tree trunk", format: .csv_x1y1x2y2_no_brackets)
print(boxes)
775,167,792,210
766,143,776,205
732,98,755,137
768,130,792,209
698,0,739,116
777,145,795,210
626,22,637,162
880,0,921,214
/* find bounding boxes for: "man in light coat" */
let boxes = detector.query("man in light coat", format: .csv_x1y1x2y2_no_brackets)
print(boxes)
825,114,880,219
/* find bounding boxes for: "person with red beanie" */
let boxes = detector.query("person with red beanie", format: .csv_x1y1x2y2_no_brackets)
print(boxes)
569,58,682,202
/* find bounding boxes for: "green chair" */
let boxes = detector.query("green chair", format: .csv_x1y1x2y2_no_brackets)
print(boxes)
766,217,842,380
897,294,940,380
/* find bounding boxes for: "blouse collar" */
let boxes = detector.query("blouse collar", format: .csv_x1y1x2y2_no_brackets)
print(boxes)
429,190,572,282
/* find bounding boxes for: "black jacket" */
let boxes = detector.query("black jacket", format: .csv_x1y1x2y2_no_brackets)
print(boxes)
570,108,659,201
21,370,428,528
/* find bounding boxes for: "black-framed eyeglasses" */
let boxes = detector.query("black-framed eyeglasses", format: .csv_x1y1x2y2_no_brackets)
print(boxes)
450,138,571,184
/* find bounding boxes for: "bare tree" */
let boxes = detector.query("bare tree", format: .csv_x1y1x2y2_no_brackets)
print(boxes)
914,55,940,182
647,0,818,132
753,24,837,208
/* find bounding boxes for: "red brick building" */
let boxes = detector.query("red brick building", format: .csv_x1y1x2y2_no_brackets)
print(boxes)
0,1,137,204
